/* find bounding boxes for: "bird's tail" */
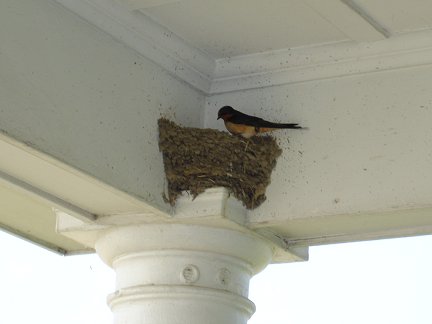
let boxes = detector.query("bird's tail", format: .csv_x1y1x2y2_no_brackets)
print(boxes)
259,121,303,129
277,123,303,129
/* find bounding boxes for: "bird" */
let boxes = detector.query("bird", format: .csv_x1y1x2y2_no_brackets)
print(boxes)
217,106,303,138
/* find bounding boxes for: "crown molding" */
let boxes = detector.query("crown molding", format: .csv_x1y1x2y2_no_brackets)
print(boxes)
53,0,432,95
211,29,432,93
54,0,215,93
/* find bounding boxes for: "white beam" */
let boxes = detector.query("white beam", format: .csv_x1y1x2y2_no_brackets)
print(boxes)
0,133,163,219
304,0,389,42
341,0,390,38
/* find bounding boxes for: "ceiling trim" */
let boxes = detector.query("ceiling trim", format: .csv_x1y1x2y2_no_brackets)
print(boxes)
251,205,432,247
211,29,432,93
55,0,432,95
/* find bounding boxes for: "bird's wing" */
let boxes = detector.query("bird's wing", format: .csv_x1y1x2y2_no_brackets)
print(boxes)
230,111,293,128
229,111,269,127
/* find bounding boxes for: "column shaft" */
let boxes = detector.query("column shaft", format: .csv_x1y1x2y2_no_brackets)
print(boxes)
95,223,273,324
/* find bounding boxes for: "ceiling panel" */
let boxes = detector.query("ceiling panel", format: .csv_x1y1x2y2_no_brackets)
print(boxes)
140,0,348,58
355,0,432,34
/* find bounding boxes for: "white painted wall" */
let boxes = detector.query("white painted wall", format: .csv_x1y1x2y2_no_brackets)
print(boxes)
0,0,205,212
205,66,432,224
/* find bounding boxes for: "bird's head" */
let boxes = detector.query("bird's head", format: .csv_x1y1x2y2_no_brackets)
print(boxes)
217,106,235,120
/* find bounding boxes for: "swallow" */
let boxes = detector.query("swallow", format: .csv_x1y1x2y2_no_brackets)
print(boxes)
217,106,303,138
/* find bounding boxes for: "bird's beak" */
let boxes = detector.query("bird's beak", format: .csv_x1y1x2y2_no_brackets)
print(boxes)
217,116,221,120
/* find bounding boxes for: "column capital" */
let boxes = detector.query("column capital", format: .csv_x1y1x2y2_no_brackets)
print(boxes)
56,187,308,262
55,187,308,323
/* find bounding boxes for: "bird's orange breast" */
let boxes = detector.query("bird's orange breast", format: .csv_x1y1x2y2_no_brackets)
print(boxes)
225,122,278,138
225,122,256,138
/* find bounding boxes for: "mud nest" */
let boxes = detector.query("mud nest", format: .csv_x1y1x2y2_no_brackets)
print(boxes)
158,118,282,209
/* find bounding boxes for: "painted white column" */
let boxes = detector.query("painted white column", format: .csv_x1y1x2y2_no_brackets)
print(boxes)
95,223,273,324
57,189,306,323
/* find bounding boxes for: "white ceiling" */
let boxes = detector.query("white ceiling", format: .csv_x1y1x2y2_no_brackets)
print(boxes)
139,0,348,58
133,0,432,58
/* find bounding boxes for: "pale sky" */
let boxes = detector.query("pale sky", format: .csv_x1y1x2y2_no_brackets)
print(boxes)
1,230,431,324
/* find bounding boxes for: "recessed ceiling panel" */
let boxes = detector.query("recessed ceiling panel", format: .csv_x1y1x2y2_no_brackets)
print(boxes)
140,0,348,58
355,0,432,34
